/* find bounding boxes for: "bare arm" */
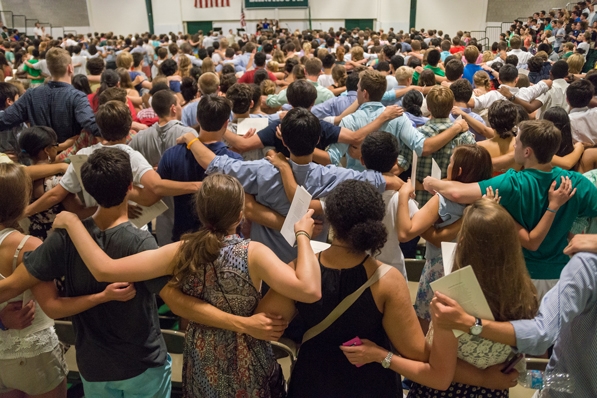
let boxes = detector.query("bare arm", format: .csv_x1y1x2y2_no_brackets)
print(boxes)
312,148,332,166
333,100,359,125
25,163,68,181
244,193,285,231
140,170,201,198
223,130,264,153
24,184,70,217
396,184,440,242
552,142,584,170
514,177,576,251
338,105,403,146
249,213,321,303
422,177,482,204
492,151,516,173
160,285,289,341
52,211,179,282
180,133,217,169
0,264,42,304
451,107,494,139
420,219,462,248
32,281,136,319
421,120,469,156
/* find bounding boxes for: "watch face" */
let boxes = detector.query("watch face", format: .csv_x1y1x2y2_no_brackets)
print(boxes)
470,325,482,335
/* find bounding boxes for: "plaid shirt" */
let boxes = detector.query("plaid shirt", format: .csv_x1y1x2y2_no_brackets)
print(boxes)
398,118,476,206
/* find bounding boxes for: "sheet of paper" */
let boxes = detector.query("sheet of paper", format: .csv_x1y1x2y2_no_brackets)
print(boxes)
430,265,494,337
281,186,312,246
518,68,530,76
410,150,418,189
310,241,331,254
431,158,441,180
547,36,556,43
441,242,457,276
236,118,269,136
129,200,169,229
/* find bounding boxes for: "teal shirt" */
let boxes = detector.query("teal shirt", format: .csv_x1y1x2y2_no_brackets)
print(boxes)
478,167,597,280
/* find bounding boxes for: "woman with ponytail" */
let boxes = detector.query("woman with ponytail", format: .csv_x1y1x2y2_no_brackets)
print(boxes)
51,173,321,397
256,180,449,397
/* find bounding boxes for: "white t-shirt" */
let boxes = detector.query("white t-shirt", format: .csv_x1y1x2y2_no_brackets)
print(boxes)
376,191,419,279
72,55,87,76
60,143,153,208
317,74,335,88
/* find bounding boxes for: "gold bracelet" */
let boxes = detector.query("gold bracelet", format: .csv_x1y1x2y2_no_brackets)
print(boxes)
295,231,311,240
186,138,200,150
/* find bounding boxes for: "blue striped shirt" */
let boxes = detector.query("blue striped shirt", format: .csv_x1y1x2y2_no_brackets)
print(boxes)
512,252,597,397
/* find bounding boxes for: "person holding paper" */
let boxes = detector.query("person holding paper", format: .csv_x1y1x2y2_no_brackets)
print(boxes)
397,145,493,332
431,234,597,398
424,120,597,299
47,173,322,397
24,101,201,220
180,106,404,263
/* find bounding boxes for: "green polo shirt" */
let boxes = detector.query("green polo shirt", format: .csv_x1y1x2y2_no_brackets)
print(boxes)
478,167,597,280
412,64,446,85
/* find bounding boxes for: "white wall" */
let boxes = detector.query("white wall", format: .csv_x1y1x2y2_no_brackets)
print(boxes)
152,0,410,35
415,0,488,37
86,0,149,35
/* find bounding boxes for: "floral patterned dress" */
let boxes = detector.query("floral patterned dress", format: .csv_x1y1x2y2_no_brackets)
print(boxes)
181,235,285,398
414,194,466,321
28,175,65,241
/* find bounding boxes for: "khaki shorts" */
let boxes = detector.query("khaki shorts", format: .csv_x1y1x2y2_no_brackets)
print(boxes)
0,343,68,395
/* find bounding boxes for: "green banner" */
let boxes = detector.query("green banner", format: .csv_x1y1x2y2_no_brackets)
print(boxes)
245,0,308,9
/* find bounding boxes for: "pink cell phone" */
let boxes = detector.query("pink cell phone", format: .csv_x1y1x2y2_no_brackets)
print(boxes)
343,337,364,367
343,336,362,347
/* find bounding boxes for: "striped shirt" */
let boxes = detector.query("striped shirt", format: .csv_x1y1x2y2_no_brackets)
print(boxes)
512,252,597,397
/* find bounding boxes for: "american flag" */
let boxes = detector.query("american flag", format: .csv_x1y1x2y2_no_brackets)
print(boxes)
240,5,246,27
195,0,230,7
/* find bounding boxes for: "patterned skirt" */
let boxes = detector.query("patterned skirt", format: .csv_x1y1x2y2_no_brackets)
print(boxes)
407,382,508,398
414,254,444,321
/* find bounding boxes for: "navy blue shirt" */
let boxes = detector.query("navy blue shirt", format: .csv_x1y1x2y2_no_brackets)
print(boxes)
256,119,341,157
157,142,242,241
0,81,100,142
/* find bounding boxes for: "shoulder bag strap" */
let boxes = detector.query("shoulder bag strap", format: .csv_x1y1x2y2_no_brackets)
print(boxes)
301,263,392,345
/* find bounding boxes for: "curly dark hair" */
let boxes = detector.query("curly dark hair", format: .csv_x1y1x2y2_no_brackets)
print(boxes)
325,180,387,255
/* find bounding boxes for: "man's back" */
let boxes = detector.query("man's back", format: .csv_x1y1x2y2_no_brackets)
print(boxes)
23,218,167,382
478,167,597,279
129,120,196,167
158,143,242,241
0,81,99,142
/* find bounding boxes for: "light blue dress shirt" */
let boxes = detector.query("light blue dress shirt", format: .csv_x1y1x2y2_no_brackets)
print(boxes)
327,102,426,171
512,252,597,397
311,91,357,119
206,155,386,262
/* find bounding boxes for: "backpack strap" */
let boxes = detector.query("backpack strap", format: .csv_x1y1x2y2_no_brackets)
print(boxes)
302,263,392,345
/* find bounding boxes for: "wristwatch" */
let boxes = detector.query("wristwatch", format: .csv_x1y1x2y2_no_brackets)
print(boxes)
381,351,393,368
470,317,483,336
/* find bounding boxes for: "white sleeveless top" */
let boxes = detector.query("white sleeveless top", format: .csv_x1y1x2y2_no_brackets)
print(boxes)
0,228,58,359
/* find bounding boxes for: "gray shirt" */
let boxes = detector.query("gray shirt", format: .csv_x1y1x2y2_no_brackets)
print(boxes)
23,218,168,382
129,120,197,167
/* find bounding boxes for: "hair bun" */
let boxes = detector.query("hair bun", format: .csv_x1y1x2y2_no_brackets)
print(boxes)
348,220,387,254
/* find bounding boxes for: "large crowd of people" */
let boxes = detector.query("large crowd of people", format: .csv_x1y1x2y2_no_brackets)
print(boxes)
1,1,597,397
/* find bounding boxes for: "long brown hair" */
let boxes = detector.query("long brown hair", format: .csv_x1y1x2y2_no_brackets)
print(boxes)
170,174,245,287
453,199,538,321
450,145,493,183
0,164,31,229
